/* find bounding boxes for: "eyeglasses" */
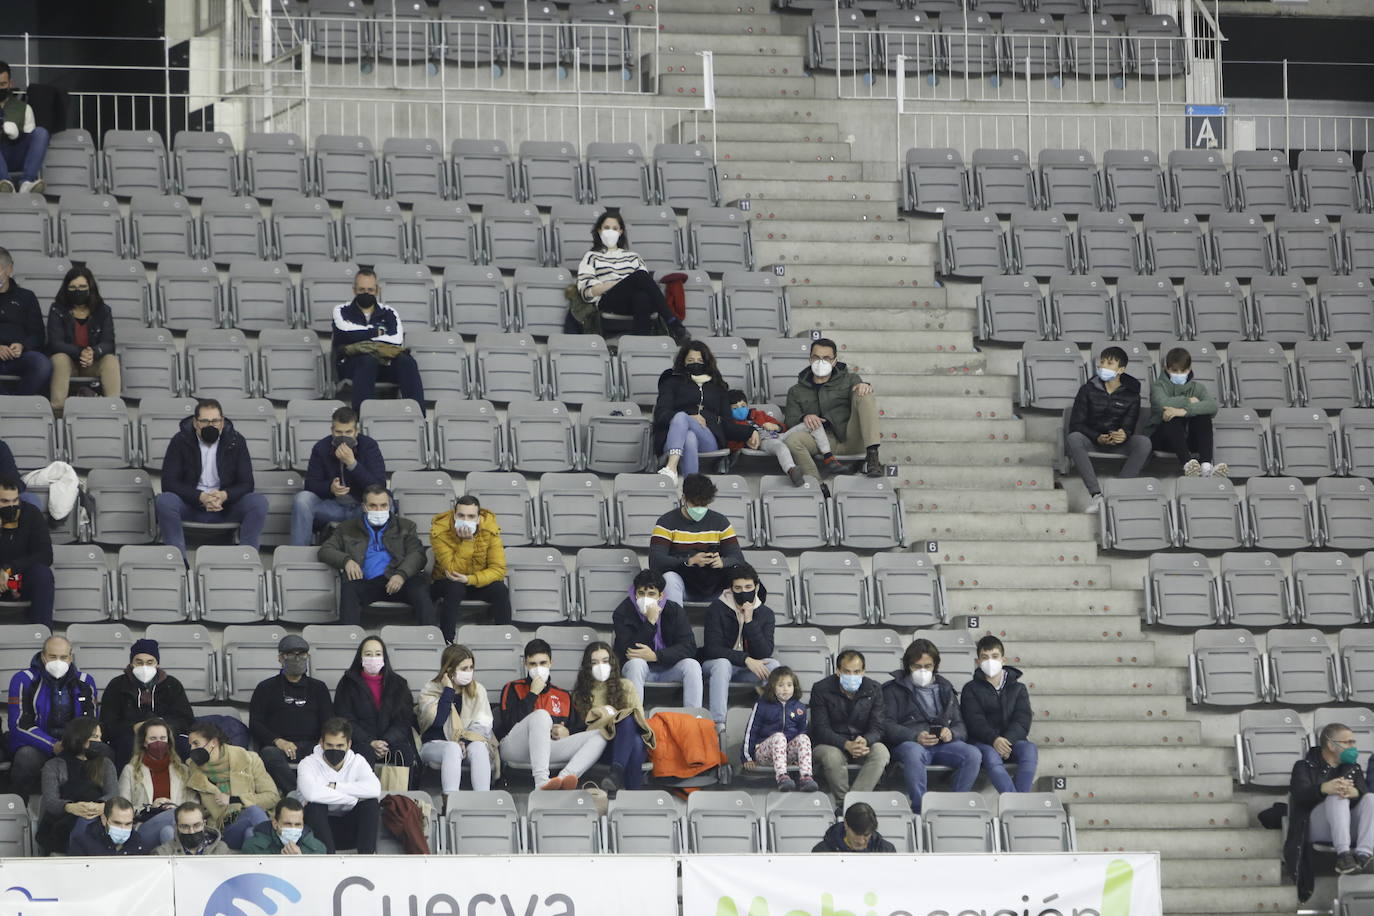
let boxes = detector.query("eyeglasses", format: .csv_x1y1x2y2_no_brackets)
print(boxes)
1332,739,1359,747
194,417,225,427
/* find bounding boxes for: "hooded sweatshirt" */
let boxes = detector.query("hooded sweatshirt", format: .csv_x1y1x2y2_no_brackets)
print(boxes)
811,821,896,854
611,586,697,668
1143,370,1218,436
296,744,382,813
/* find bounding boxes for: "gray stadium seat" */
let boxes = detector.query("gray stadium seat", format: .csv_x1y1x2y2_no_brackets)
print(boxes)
1009,209,1074,277
527,791,604,853
1167,149,1230,213
308,0,371,61
1238,708,1308,788
391,469,455,546
52,545,113,624
1075,211,1139,278
244,132,309,200
63,623,133,693
313,134,379,203
1189,628,1266,706
143,623,218,702
406,330,469,403
376,625,444,699
971,148,1036,215
1293,551,1365,627
1221,552,1292,628
284,398,348,470
877,8,940,75
414,200,479,269
173,131,240,199
1270,407,1337,478
1101,148,1165,215
300,624,369,686
506,398,575,473
921,792,997,852
341,198,406,262
259,328,327,402
1228,341,1295,410
869,552,944,628
518,140,584,209
0,193,52,258
272,544,339,624
546,334,613,405
999,12,1060,78
1207,210,1274,279
1317,708,1374,770
1341,214,1374,275
0,396,56,470
221,623,291,702
196,546,271,624
534,625,600,664
607,790,682,854
360,398,429,471
1175,476,1244,550
381,137,446,204
15,255,72,306
185,328,255,400
1099,477,1173,552
505,2,563,69
1317,476,1374,550
1295,341,1360,410
830,476,903,550
512,266,575,337
1046,274,1112,344
1268,627,1338,705
574,547,639,626
226,260,296,332
1246,476,1314,549
432,399,503,473
612,334,677,406
759,474,829,550
580,400,652,474
1231,150,1296,218
271,196,338,264
548,203,602,271
1298,150,1360,218
255,469,304,547
1018,340,1083,410
653,143,720,208
977,275,1044,344
1275,212,1338,277
446,791,522,854
201,195,269,263
505,546,573,625
766,792,835,853
0,794,34,857
451,138,516,207
482,202,546,269
687,791,761,853
1341,630,1374,703
130,193,196,262
443,265,507,335
59,193,127,259
610,472,678,546
939,210,1007,279
904,147,967,215
61,397,133,470
797,551,867,627
374,0,434,64
156,259,223,331
464,471,536,547
944,11,998,76
1342,408,1374,477
1037,149,1100,216
721,271,790,341
1116,275,1181,343
473,332,541,402
838,627,904,675
1126,13,1184,77
102,130,170,197
135,397,198,471
1317,275,1374,344
43,129,100,197
1142,212,1207,276
809,8,873,73
87,468,155,545
539,473,609,548
1064,13,1125,78
688,206,753,274
373,260,440,330
1183,275,1249,344
999,793,1075,853
1144,552,1220,627
771,625,832,691
617,204,685,272
585,142,651,207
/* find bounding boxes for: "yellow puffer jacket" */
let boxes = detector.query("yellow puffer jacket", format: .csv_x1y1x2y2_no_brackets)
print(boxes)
430,507,506,586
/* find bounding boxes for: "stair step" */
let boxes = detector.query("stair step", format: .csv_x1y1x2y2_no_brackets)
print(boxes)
944,587,1144,616
844,350,981,374
877,397,1020,420
1161,857,1282,888
773,263,937,287
941,563,1113,588
751,219,917,243
640,0,772,13
755,239,934,268
722,178,899,202
1033,693,1182,720
891,439,1053,464
896,465,1056,490
700,120,839,142
657,31,807,56
1161,886,1297,914
917,540,1098,566
786,285,947,309
738,199,896,220
1083,826,1279,859
794,306,975,332
902,489,1065,512
1034,717,1195,745
1021,665,1186,695
716,142,854,163
1040,744,1230,775
804,330,968,354
722,161,883,183
663,73,817,98
658,52,808,79
904,512,1096,542
956,614,1143,644
1060,774,1235,805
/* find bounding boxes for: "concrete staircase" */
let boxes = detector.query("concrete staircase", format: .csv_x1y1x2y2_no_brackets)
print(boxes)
649,2,1299,913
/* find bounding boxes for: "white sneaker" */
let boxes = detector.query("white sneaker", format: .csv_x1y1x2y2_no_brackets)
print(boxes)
0,180,13,193
1200,462,1214,478
656,466,679,484
18,179,43,195
1211,462,1229,479
1183,459,1201,477
1084,495,1102,515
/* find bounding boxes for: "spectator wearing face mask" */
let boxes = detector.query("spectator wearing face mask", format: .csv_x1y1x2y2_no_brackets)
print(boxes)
249,635,334,793
35,716,117,854
0,64,47,194
153,802,230,856
292,405,386,546
0,471,54,628
430,493,511,637
496,639,607,791
809,650,891,810
726,390,830,487
100,639,194,770
1286,723,1374,897
0,247,51,397
331,268,425,414
742,667,819,793
612,569,703,710
66,796,151,856
7,634,98,796
116,717,195,848
574,210,691,343
319,483,436,627
183,720,277,850
700,563,778,728
652,342,748,483
418,644,496,795
332,636,417,769
46,265,120,411
884,639,981,813
783,337,884,480
648,472,744,608
1068,346,1152,515
239,797,326,855
155,398,269,560
960,636,1036,794
571,641,654,797
296,717,382,854
1145,346,1224,480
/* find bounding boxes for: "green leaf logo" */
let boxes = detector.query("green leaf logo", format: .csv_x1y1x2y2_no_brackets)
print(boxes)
1101,858,1135,916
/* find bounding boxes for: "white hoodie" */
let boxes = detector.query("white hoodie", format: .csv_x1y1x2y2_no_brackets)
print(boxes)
296,744,382,813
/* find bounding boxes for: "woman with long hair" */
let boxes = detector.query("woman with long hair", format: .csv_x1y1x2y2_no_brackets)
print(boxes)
333,635,418,769
417,643,498,794
573,209,691,342
570,641,654,796
46,265,120,410
651,340,749,482
116,716,195,847
35,715,118,853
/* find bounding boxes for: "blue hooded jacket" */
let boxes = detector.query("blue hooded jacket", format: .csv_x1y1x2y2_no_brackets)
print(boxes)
7,651,98,755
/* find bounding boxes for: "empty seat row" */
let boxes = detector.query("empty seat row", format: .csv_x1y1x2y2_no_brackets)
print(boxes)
1099,475,1374,553
1188,626,1360,707
1235,706,1371,787
814,8,1181,79
782,0,1150,15
40,129,719,208
909,147,1364,219
983,273,1374,346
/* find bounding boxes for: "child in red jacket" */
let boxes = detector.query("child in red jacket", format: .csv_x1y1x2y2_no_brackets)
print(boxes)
728,390,836,486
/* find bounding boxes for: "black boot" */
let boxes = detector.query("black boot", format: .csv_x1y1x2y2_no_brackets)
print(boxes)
601,764,625,798
864,445,884,478
668,321,692,345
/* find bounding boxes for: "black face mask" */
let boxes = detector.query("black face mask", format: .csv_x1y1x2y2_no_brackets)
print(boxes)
187,747,211,767
331,435,358,449
353,293,378,311
0,89,9,102
734,589,756,607
323,748,348,767
67,289,90,306
0,505,19,524
179,829,205,850
199,425,220,445
85,740,110,757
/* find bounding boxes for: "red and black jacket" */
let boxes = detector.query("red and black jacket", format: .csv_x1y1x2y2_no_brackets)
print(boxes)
495,677,582,739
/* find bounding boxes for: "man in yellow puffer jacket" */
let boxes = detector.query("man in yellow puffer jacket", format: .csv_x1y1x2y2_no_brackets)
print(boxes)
430,495,510,641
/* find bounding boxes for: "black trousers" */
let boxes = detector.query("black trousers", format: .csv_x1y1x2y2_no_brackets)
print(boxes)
340,574,438,627
431,579,512,641
304,797,380,854
339,352,426,414
259,740,313,793
1151,414,1214,466
597,270,679,335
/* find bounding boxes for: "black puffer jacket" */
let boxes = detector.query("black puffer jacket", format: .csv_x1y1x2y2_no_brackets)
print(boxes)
47,300,117,360
650,367,749,456
333,642,418,766
1069,373,1142,440
959,665,1032,746
881,670,967,745
1284,746,1369,902
808,674,889,751
160,416,256,508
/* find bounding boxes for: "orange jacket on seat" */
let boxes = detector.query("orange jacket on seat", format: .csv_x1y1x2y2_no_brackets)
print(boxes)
647,711,727,779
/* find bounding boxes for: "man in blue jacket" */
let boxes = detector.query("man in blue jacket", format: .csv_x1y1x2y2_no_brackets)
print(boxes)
331,269,425,414
66,797,152,856
153,399,268,560
883,638,981,812
7,634,98,795
290,406,387,546
960,636,1036,794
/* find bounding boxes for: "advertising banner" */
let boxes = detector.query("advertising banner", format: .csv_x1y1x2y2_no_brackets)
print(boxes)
0,858,174,916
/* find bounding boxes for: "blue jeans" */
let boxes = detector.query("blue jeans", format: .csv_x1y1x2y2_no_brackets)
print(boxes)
222,805,270,850
1,350,53,396
663,411,720,475
892,738,982,811
0,126,50,182
154,491,269,558
600,717,647,789
976,739,1038,793
290,489,359,546
703,657,777,726
623,656,703,708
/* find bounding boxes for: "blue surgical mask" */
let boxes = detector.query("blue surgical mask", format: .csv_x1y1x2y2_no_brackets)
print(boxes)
1096,367,1118,383
279,827,304,845
1168,372,1189,385
108,825,132,845
731,406,750,420
839,673,864,693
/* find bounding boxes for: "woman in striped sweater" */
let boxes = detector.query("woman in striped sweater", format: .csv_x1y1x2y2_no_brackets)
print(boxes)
576,210,691,343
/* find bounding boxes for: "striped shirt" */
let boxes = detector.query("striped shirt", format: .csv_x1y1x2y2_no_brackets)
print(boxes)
648,507,744,598
577,248,647,303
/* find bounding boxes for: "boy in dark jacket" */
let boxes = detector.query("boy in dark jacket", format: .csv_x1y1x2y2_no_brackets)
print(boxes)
700,563,777,727
812,802,896,853
648,473,745,607
153,398,268,559
1285,723,1374,899
809,650,891,810
67,797,152,856
960,636,1036,794
1145,346,1225,479
239,798,326,855
612,569,703,710
783,337,884,479
883,638,981,812
99,638,194,769
291,405,387,546
0,472,54,627
496,638,606,790
1067,346,1152,512
317,484,435,627
249,635,334,793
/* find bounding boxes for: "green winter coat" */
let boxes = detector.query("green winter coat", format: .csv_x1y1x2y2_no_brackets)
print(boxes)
783,362,866,433
1144,373,1218,435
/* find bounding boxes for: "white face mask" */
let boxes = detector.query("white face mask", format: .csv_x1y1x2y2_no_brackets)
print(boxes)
529,665,550,682
132,665,158,684
910,668,934,688
639,595,660,614
452,669,474,687
591,663,612,683
980,658,1004,679
599,228,621,248
366,509,390,526
44,660,69,680
454,517,478,535
811,359,833,378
